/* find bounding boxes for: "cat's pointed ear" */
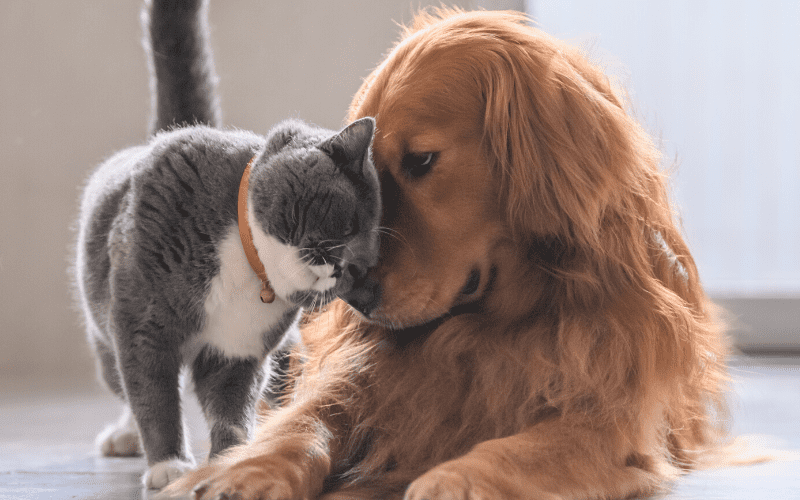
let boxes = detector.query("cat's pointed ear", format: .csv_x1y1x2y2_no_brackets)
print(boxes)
319,117,375,173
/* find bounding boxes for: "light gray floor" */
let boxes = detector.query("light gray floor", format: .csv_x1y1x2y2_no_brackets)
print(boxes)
1,357,798,500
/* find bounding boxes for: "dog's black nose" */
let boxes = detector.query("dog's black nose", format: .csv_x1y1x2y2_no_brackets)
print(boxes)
340,264,381,318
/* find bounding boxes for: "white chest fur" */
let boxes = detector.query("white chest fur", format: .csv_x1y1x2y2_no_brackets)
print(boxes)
247,200,337,296
195,227,295,360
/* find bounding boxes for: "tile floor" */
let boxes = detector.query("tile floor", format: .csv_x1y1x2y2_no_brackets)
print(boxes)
1,356,798,500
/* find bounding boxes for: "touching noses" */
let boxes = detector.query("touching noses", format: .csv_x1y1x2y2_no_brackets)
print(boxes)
339,263,381,318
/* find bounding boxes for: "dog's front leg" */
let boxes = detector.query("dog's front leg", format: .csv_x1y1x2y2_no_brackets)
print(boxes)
404,419,665,500
162,401,337,500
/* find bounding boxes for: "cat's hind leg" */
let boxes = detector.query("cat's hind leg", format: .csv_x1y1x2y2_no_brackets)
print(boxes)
191,346,266,458
90,336,143,457
96,404,143,457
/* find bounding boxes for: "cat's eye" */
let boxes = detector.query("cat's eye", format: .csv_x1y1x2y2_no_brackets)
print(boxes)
401,152,437,179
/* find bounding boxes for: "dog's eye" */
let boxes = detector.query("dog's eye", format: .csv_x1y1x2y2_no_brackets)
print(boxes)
401,152,437,179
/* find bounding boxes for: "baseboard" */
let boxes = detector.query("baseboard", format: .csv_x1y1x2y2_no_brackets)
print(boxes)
712,297,800,352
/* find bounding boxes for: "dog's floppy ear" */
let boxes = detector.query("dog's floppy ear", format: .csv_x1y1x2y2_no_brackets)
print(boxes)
481,27,660,249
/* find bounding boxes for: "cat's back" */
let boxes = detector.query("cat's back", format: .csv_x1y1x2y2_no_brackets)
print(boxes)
81,126,262,238
79,144,149,231
76,126,263,321
80,126,259,218
135,126,262,207
123,126,262,267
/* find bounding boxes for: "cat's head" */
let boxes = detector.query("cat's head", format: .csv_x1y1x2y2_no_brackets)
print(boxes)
247,117,380,309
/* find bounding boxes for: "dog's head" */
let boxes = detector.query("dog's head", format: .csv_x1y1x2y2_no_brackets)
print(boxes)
341,9,696,334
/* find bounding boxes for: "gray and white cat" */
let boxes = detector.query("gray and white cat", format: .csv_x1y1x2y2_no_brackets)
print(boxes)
73,0,380,490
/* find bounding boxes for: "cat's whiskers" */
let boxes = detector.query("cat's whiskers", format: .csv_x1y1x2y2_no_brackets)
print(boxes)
300,245,344,276
327,255,346,267
312,292,325,313
278,254,317,288
373,226,420,279
374,226,403,241
323,242,347,252
314,238,341,247
318,250,337,269
374,226,416,257
321,253,349,276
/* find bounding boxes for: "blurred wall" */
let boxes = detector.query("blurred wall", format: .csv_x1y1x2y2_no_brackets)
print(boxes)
0,0,481,386
533,0,800,351
535,0,800,297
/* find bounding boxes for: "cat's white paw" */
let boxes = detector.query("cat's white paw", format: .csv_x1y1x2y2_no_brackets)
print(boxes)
144,457,196,490
312,275,337,292
96,406,142,457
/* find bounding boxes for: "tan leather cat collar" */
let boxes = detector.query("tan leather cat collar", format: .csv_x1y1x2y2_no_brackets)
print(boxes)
238,155,276,303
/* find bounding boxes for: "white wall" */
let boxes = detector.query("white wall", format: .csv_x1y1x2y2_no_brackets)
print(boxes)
532,0,800,298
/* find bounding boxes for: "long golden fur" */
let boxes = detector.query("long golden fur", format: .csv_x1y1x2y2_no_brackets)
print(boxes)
169,8,728,500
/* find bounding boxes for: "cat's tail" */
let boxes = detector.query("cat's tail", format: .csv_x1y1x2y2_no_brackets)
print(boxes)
142,0,221,135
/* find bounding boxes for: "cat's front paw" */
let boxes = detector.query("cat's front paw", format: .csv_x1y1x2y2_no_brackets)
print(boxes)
96,407,142,457
145,458,197,490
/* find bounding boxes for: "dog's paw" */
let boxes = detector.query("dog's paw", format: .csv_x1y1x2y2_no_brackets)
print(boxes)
404,468,495,500
96,407,142,457
405,466,562,500
187,462,300,500
145,458,196,490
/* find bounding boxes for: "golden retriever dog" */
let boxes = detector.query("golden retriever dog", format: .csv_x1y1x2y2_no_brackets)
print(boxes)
169,8,728,500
